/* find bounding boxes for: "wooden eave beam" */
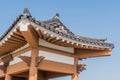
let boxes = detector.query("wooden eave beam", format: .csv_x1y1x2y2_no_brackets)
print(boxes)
12,71,29,78
75,48,112,59
38,60,74,74
20,24,39,48
29,25,39,39
7,62,29,75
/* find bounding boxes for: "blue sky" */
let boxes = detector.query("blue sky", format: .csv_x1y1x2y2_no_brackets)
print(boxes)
0,0,120,80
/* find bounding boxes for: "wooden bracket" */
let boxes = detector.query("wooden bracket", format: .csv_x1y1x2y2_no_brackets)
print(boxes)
19,56,31,66
36,56,45,67
0,54,13,73
77,64,86,73
18,56,44,67
0,63,9,73
1,54,13,64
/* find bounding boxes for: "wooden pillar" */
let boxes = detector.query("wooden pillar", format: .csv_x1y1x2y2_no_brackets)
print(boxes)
5,74,12,80
29,48,38,80
5,63,12,80
5,67,12,80
72,56,79,80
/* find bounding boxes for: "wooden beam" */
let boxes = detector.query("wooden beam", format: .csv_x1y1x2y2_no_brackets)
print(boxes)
5,74,12,80
37,71,48,80
20,24,39,48
75,48,112,59
38,60,74,74
47,72,70,79
7,62,29,74
4,63,12,80
12,47,31,57
12,71,29,78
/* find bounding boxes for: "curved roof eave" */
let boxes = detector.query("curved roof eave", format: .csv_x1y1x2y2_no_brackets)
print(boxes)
0,8,114,50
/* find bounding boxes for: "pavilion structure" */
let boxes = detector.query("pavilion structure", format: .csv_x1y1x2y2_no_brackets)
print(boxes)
0,8,114,80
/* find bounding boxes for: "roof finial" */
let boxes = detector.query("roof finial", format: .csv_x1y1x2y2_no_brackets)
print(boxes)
23,8,31,17
53,13,60,19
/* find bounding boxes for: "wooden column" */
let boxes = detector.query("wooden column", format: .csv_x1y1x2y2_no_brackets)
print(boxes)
29,48,38,80
72,56,79,80
5,63,12,80
5,74,12,80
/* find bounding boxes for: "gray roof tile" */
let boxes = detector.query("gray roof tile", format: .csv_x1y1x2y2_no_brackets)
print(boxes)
0,8,114,49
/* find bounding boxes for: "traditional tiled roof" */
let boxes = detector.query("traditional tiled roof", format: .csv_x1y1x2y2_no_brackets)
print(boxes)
0,8,114,50
42,18,74,36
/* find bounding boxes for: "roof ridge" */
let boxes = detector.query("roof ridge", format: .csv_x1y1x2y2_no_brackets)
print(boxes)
53,13,60,19
23,8,31,17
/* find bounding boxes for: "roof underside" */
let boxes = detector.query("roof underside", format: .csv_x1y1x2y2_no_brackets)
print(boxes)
0,8,114,56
